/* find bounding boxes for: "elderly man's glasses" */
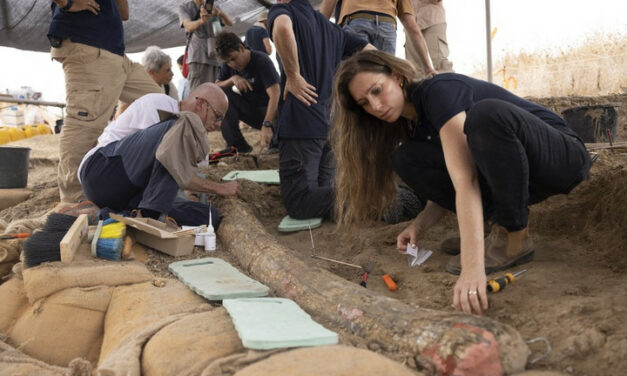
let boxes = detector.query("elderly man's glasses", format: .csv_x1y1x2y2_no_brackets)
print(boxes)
196,96,224,122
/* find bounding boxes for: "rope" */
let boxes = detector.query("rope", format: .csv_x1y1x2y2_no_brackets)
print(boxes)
526,337,552,365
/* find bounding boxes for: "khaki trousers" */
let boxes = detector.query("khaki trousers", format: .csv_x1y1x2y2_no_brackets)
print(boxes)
52,40,162,202
406,23,454,78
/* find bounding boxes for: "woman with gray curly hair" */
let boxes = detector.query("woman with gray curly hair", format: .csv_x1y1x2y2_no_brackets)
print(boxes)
142,46,179,100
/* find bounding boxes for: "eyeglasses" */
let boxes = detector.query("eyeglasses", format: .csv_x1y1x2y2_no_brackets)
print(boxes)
196,96,224,122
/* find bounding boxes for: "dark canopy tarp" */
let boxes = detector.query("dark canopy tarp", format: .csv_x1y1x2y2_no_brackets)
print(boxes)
0,0,321,53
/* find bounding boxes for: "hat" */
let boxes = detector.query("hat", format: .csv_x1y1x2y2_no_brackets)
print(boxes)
257,10,268,22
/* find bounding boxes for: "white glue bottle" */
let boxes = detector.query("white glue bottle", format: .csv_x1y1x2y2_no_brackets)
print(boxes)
204,203,216,252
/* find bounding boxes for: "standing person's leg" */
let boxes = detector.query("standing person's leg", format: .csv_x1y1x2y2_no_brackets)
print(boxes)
373,20,397,55
343,19,376,48
279,139,334,219
52,41,127,203
118,56,163,104
187,62,205,92
421,23,453,73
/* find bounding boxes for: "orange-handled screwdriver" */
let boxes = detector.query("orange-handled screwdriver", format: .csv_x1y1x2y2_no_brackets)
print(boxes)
382,274,397,291
0,233,30,240
487,269,526,293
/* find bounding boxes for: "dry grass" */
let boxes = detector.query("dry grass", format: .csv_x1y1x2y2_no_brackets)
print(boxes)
471,32,627,97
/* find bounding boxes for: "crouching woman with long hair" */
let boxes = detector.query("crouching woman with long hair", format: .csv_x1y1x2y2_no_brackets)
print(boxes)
331,50,591,315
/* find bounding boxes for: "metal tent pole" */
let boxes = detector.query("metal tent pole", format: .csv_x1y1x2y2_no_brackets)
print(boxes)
485,0,493,82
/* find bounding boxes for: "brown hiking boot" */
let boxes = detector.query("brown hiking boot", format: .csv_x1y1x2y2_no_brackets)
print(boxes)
440,222,492,255
445,224,535,275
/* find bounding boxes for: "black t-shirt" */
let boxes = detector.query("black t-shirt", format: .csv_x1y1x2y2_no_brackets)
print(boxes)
245,26,270,54
48,0,124,55
218,49,280,108
410,73,578,143
268,0,368,139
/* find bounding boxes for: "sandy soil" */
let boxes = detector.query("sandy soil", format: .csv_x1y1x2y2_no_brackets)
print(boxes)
1,94,625,376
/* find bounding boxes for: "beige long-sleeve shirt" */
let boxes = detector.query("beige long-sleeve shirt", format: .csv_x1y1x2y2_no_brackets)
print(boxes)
155,111,209,188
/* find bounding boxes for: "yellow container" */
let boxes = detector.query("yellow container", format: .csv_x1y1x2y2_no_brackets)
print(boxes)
23,125,37,138
0,127,11,145
36,123,52,135
8,127,26,142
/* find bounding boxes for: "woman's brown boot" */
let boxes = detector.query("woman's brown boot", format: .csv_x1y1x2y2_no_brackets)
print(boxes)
445,224,535,275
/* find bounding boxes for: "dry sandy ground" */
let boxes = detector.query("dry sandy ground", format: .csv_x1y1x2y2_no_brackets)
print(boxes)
1,94,625,376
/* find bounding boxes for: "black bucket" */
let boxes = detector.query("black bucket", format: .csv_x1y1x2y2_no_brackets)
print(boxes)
561,104,618,143
0,146,31,188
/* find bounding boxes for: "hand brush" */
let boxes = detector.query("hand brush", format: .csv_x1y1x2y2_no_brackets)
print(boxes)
92,218,126,261
22,213,77,268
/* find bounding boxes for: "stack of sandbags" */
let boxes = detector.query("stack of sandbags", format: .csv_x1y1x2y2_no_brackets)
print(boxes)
0,339,68,376
0,239,20,279
0,260,153,368
96,279,211,375
142,309,246,375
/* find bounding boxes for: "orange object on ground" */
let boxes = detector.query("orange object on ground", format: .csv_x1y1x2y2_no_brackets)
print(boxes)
382,274,397,291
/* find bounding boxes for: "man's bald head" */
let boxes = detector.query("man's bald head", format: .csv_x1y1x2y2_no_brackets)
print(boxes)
180,83,229,131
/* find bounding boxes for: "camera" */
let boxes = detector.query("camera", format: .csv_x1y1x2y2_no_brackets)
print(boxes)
203,0,214,12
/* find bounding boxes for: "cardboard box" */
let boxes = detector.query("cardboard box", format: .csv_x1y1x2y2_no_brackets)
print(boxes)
109,213,194,257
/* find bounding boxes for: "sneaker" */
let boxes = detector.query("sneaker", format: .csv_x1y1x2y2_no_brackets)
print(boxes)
57,200,100,225
445,224,535,275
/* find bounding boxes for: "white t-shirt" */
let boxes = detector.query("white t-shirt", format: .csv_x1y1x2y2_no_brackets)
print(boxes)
78,93,178,182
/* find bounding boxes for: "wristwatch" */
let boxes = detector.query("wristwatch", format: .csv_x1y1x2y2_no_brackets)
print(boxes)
262,120,273,128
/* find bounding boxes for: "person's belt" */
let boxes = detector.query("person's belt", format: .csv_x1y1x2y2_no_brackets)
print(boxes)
343,12,396,27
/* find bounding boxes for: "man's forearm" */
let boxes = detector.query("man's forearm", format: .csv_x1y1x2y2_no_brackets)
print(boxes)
264,84,280,122
400,14,435,72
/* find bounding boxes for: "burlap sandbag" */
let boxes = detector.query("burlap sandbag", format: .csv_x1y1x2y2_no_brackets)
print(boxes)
234,345,418,376
0,277,29,335
0,339,67,376
9,285,112,367
96,279,211,376
142,308,245,375
22,260,153,303
0,188,32,212
0,240,20,280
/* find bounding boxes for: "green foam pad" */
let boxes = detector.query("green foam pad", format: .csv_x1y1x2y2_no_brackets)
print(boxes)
169,257,269,301
278,216,322,233
223,298,338,350
222,170,280,185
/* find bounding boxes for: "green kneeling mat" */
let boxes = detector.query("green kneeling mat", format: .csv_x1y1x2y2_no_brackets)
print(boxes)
169,258,269,300
222,170,280,185
278,216,322,233
223,298,338,349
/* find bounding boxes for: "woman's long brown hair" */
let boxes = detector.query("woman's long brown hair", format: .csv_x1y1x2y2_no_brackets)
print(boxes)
330,50,422,227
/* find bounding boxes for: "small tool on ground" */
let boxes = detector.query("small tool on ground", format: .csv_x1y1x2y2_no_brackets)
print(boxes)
382,273,398,291
487,269,527,292
308,226,361,269
360,262,372,288
0,232,30,240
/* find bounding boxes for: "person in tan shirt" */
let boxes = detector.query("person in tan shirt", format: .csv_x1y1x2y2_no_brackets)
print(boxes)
79,83,239,228
320,0,436,75
406,0,454,77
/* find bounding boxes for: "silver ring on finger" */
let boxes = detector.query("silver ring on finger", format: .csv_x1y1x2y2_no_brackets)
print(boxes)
467,290,478,295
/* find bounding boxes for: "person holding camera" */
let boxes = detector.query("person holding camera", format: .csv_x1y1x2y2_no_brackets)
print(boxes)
179,0,233,92
47,0,162,203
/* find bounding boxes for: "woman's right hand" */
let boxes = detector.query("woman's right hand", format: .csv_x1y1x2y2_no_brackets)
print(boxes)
396,221,421,252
